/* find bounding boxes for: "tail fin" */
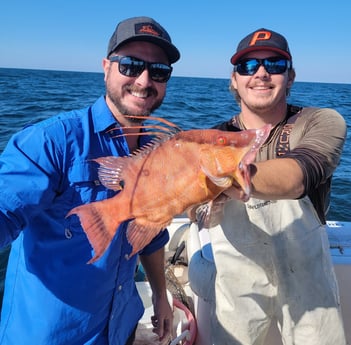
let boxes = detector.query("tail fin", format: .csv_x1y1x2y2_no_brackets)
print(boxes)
67,200,122,264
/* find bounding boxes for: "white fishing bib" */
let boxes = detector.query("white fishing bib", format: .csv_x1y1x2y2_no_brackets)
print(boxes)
209,196,346,345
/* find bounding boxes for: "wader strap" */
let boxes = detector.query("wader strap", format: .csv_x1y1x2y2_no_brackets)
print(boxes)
276,122,295,156
276,105,302,157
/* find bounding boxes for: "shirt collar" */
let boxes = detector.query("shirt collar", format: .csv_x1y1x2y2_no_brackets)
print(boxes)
91,95,152,147
91,96,119,133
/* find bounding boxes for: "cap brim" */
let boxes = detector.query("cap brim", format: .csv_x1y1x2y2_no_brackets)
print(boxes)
231,46,291,65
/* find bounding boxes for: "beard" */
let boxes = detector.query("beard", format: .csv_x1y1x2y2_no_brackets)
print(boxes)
106,85,163,124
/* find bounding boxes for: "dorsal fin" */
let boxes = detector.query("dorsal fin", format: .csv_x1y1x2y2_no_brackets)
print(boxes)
95,116,184,190
111,115,183,158
108,115,182,138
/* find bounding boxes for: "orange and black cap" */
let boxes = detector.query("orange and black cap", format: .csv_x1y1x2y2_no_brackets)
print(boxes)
231,28,292,65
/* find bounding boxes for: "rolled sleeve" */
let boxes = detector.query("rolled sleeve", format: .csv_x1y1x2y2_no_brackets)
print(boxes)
284,108,346,195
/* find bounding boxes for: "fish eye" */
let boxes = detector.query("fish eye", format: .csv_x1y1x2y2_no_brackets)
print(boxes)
217,136,227,145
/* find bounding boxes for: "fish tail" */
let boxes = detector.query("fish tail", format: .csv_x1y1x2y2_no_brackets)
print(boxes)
67,200,122,264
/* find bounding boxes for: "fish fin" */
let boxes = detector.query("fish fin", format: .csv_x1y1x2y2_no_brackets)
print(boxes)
194,196,227,230
108,115,182,157
129,136,171,158
126,220,168,258
195,202,213,229
119,115,183,134
94,156,127,191
94,136,175,192
67,200,122,264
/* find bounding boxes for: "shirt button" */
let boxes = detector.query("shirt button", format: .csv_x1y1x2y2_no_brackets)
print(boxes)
118,285,122,291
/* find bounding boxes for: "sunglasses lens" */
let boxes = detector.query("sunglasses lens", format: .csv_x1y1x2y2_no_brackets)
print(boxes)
265,58,288,74
235,58,290,75
149,63,172,83
118,57,145,77
236,60,260,75
116,56,171,83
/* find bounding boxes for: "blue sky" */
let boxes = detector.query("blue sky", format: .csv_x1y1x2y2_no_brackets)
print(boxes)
1,0,350,84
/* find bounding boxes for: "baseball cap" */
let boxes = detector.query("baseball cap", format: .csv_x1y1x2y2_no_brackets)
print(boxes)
230,28,292,65
107,16,180,64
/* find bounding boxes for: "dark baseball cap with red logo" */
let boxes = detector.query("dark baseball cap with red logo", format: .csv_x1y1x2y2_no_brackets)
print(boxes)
107,16,180,64
230,28,292,65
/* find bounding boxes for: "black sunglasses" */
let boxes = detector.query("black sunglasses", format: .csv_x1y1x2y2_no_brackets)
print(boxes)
234,57,292,76
109,55,172,83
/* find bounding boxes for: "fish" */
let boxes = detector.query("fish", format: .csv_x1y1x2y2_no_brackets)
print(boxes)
67,116,271,263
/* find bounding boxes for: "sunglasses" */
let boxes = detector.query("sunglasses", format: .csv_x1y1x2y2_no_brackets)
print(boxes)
109,55,172,83
234,57,292,76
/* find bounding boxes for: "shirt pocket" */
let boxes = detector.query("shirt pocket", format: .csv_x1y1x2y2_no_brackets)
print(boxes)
69,160,115,201
63,160,116,232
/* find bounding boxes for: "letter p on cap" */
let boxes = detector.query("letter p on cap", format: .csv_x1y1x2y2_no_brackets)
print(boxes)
249,31,272,46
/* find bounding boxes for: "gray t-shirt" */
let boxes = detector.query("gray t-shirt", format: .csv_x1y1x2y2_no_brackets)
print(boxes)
214,105,347,223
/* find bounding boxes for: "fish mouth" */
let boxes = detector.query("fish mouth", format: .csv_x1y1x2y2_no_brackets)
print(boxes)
234,124,272,199
241,124,271,165
237,162,251,200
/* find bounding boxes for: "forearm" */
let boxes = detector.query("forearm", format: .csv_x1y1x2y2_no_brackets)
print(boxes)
140,247,172,340
250,157,305,200
139,247,167,298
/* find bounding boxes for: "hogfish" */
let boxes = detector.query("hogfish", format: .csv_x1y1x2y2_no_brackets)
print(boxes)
67,116,271,263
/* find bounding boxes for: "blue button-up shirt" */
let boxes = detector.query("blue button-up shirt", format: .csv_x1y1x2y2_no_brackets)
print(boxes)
0,96,169,344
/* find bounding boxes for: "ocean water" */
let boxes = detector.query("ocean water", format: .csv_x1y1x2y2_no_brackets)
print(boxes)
0,67,350,221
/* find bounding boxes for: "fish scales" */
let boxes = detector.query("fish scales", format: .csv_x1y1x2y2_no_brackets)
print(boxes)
67,119,271,263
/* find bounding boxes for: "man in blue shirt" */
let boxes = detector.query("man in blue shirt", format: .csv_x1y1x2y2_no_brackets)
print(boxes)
0,16,180,344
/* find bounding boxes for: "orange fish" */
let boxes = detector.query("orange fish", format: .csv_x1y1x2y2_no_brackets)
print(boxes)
67,117,271,263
